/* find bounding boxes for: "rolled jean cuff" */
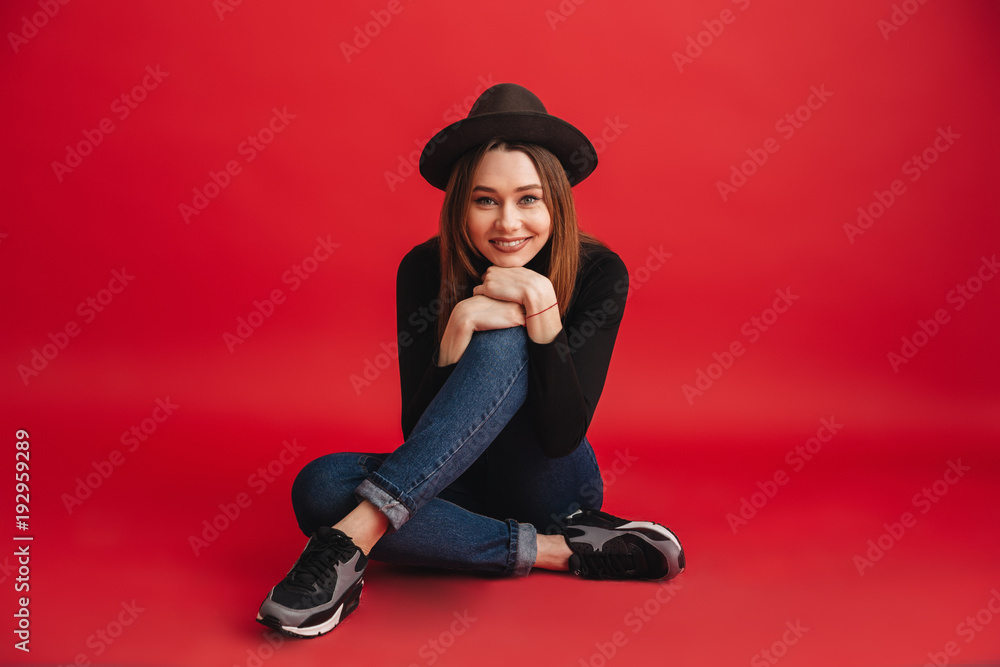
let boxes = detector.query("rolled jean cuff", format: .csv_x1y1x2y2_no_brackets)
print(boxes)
355,476,412,531
509,519,537,577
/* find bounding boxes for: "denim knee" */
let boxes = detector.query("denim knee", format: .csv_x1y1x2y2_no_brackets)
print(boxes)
475,325,526,343
466,326,527,360
291,452,374,536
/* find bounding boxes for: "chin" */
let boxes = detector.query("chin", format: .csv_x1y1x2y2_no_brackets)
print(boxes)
480,241,542,268
488,252,534,268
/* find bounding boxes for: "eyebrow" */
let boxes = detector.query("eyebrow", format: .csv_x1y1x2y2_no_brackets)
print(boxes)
472,184,543,193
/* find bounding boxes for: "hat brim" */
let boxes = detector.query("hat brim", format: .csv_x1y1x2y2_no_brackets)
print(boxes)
418,111,597,191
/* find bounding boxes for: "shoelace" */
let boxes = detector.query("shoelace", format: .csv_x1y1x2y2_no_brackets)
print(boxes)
574,550,637,579
286,531,355,592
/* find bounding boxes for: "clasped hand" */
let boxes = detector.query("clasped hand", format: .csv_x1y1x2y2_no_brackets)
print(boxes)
465,265,554,327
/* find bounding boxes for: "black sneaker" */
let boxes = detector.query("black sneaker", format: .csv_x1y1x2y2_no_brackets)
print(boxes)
256,526,367,638
562,508,685,581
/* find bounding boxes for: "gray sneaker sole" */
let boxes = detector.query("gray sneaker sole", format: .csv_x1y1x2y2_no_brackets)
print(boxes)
256,578,364,638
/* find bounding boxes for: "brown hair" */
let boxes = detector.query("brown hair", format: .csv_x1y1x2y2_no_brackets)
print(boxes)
436,140,604,341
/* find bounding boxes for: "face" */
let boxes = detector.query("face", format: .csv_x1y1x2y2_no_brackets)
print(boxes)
466,148,552,268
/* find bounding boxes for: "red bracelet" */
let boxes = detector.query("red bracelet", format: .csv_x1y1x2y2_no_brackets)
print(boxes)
525,302,558,319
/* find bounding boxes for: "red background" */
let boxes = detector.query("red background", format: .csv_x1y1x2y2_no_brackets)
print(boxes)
2,0,998,665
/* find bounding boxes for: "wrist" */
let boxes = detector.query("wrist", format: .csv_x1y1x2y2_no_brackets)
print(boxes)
438,307,474,366
524,292,562,344
452,305,476,337
525,310,562,344
525,301,558,320
523,283,556,316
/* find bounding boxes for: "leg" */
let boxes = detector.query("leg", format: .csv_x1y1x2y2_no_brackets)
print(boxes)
342,327,531,548
481,433,684,580
482,432,605,533
482,432,605,571
259,328,535,636
293,452,535,575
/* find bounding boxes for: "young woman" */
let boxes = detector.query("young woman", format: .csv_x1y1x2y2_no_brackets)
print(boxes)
256,83,685,638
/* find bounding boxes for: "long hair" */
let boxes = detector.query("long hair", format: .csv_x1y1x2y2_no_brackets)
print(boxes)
436,139,604,341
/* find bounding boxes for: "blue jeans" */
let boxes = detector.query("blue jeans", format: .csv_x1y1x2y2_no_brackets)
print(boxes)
291,327,604,576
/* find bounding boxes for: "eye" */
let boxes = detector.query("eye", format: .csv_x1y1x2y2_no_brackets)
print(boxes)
474,196,497,206
520,195,540,205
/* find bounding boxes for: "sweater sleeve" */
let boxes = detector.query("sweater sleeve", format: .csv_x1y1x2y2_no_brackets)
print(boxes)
525,249,629,457
396,240,456,440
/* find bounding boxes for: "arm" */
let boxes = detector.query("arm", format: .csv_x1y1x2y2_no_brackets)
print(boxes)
396,240,526,438
471,264,562,343
436,295,525,366
525,251,629,457
398,240,628,454
397,241,454,440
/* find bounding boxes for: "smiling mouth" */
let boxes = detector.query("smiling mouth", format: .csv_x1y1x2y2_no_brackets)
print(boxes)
490,237,531,250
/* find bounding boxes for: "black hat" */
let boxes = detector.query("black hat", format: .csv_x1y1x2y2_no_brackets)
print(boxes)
418,83,598,191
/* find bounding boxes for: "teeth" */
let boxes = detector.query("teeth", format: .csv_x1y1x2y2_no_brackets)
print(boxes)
495,239,527,248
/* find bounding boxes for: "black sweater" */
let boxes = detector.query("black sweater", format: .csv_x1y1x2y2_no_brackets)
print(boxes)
396,236,628,458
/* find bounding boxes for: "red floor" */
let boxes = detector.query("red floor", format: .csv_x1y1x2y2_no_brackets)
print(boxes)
4,399,998,667
3,0,999,664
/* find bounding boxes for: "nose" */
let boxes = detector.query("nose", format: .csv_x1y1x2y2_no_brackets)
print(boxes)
495,201,521,233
